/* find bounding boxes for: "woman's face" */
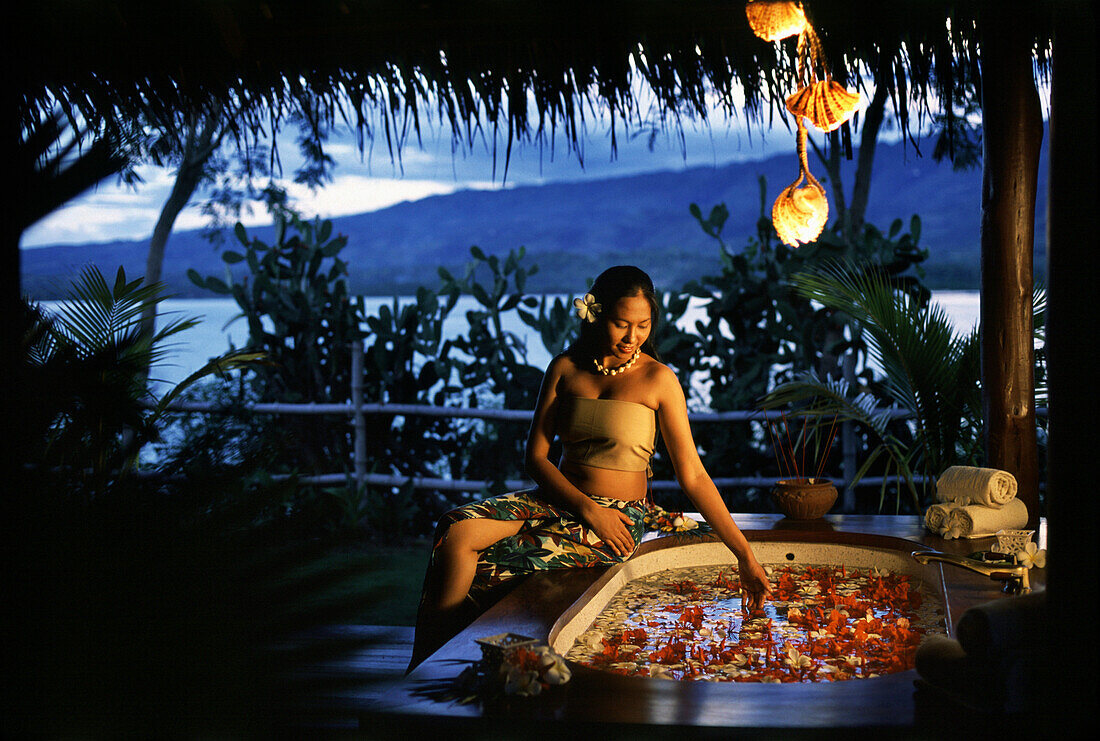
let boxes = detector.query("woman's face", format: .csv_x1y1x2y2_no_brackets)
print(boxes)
599,293,653,360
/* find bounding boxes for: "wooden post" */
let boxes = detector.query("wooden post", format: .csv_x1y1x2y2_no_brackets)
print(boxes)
979,5,1043,530
840,352,857,512
1046,0,1099,727
352,339,367,507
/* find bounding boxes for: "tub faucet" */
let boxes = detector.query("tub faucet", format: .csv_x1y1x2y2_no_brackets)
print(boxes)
911,550,1030,594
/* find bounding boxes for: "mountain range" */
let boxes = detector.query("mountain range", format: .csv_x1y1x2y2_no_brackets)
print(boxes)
21,137,1048,299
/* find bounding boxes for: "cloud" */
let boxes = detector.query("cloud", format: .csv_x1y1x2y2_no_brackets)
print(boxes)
282,175,501,217
22,197,163,247
21,106,789,249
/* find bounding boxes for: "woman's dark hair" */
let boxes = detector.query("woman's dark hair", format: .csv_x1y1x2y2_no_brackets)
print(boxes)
567,265,661,363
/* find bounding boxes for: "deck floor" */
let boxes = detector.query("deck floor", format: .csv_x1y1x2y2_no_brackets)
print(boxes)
291,625,414,730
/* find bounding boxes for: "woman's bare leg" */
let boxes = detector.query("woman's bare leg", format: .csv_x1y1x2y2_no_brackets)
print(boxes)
407,517,525,672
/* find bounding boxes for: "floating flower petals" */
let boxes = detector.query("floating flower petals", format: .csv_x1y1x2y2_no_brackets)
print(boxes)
566,562,945,683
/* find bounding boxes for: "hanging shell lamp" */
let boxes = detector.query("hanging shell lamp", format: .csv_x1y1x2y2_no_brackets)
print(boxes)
772,119,828,246
745,0,807,42
785,78,861,132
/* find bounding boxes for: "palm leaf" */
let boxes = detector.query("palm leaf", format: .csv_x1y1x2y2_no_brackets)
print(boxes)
154,351,269,414
768,260,990,506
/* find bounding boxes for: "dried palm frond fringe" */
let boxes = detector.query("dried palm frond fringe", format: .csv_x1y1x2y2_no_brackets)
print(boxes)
15,1,1049,172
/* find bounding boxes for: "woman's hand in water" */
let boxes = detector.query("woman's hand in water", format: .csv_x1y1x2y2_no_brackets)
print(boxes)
582,502,636,558
739,559,771,612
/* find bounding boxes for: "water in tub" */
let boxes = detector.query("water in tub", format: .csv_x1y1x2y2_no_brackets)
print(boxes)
564,558,947,683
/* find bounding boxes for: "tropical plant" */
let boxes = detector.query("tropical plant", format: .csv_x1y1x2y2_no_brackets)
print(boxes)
758,260,1036,512
188,205,365,474
656,180,929,511
21,265,260,493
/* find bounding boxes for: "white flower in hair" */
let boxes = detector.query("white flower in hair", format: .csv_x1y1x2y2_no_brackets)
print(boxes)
573,293,601,323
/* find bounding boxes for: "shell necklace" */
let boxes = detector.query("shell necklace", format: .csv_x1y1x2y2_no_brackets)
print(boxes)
594,348,641,376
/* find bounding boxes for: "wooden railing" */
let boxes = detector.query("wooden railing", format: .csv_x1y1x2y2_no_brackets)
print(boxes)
154,342,1047,511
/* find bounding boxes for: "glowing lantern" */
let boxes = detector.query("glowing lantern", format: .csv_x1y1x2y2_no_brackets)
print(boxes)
744,1,841,245
785,79,862,132
772,179,828,246
772,119,828,246
745,0,807,42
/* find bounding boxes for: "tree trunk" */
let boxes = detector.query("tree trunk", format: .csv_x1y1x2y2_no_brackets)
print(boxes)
978,6,1043,529
810,51,892,245
847,78,889,237
139,118,221,345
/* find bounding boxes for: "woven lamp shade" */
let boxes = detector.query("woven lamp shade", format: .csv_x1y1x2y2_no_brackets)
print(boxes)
785,79,862,132
745,1,807,42
772,179,828,246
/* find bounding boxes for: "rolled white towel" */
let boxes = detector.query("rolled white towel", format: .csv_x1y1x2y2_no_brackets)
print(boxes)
935,466,1018,508
923,501,962,534
944,499,1029,539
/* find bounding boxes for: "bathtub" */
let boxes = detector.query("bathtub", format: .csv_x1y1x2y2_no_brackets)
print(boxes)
367,515,1042,733
548,531,950,669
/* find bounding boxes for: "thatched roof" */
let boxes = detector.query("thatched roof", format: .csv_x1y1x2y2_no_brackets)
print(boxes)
16,1,1054,165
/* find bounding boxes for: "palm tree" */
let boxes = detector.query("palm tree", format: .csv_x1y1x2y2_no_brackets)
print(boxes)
22,265,262,491
761,260,992,511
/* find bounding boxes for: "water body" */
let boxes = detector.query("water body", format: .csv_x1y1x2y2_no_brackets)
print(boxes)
42,292,982,397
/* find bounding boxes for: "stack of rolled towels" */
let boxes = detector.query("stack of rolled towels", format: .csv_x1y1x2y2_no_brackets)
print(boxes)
923,465,1029,538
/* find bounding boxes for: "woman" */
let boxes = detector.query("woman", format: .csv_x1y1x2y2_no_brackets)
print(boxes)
408,266,770,670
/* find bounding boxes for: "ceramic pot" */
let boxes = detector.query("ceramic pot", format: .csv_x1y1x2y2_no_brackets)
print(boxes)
771,478,838,520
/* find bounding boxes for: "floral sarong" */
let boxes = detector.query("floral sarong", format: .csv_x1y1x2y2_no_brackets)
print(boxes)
427,489,650,609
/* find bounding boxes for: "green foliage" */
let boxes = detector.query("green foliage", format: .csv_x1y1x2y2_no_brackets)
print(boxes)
21,265,257,494
186,230,563,535
436,247,546,496
439,245,543,409
178,183,1037,528
655,179,930,508
762,261,1002,511
12,267,387,735
517,293,576,359
189,205,364,478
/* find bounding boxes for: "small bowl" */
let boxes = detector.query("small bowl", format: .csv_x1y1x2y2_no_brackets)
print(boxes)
771,478,838,520
475,632,538,666
992,529,1034,555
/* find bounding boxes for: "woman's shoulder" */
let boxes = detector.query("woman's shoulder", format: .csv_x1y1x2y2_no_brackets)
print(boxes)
547,352,579,375
639,356,686,403
640,354,679,383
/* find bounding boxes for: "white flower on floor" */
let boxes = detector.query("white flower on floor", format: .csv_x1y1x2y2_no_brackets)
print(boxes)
534,645,572,685
502,663,542,696
1016,541,1047,569
498,644,572,696
671,515,699,531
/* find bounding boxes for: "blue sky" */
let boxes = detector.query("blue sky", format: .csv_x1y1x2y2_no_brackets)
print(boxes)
21,100,805,249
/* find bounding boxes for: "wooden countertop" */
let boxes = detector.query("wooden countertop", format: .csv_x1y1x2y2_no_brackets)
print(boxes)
363,514,1047,736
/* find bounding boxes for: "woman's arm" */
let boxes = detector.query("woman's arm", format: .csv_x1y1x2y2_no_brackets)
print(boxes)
523,357,637,557
653,365,771,608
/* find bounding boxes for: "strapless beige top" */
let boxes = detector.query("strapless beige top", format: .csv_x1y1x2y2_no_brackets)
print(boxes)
558,396,656,474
